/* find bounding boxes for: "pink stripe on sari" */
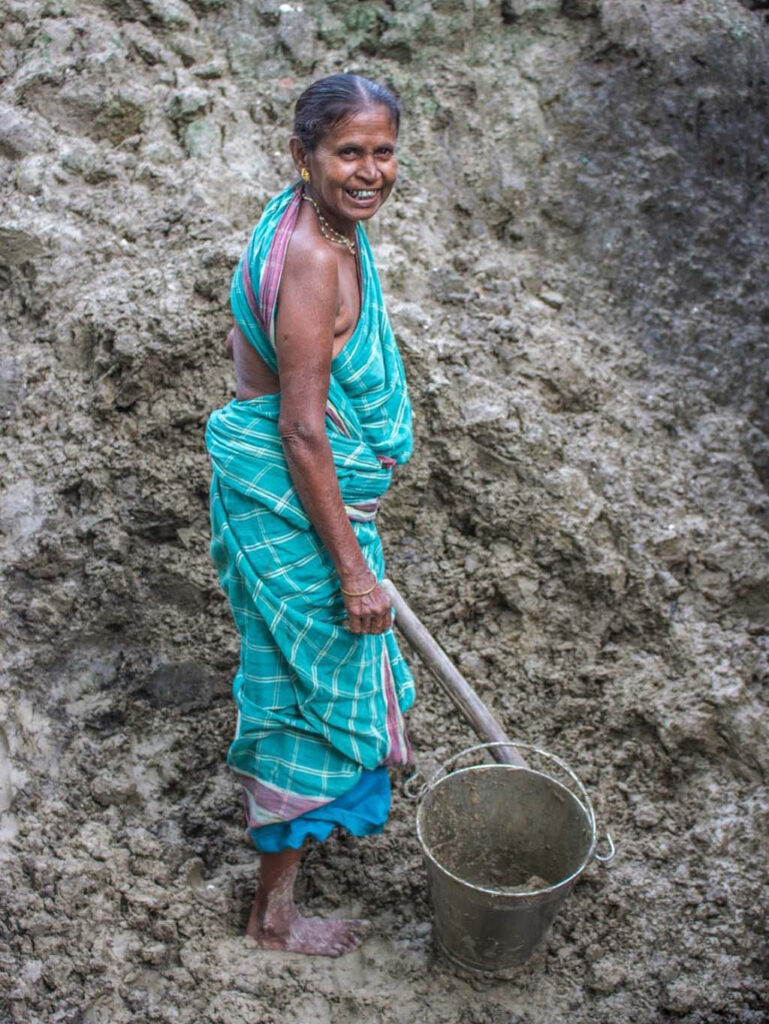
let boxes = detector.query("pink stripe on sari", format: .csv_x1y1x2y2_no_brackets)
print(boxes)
235,770,330,827
259,188,303,340
325,400,351,436
381,648,412,766
240,255,266,334
239,187,302,342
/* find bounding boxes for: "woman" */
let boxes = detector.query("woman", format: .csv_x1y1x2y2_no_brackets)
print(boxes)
206,75,414,957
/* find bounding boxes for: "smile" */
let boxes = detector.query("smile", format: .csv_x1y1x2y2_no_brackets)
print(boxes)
346,189,378,199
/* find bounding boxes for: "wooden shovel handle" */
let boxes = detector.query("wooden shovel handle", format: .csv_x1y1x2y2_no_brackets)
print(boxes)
382,579,527,768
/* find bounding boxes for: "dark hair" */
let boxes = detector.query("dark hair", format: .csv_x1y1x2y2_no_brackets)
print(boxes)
293,74,401,151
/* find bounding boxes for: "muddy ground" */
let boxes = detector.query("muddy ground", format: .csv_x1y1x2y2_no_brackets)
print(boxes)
1,1,768,1022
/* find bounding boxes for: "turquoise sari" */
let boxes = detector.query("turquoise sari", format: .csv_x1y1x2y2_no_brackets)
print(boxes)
206,185,414,838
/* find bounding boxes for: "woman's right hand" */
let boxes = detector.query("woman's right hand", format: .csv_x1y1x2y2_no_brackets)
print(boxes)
342,575,392,634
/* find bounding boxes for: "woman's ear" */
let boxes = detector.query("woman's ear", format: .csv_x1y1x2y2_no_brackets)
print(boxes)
289,137,307,176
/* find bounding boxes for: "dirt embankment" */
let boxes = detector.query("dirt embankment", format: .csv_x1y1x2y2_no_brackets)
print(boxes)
1,2,767,1022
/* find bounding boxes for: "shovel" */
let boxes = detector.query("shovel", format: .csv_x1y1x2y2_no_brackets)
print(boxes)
382,579,527,768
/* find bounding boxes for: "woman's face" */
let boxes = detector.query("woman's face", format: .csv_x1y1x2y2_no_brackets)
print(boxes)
297,103,398,230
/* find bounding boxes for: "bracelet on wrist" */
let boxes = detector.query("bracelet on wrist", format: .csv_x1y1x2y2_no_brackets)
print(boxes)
340,576,379,598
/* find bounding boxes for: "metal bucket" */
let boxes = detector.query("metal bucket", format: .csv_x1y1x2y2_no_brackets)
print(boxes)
416,742,614,972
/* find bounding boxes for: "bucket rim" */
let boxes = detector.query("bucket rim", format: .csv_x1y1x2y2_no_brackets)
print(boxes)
416,762,597,898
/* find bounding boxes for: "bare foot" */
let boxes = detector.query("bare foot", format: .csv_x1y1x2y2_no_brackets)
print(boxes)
244,909,368,954
245,845,369,956
246,900,370,956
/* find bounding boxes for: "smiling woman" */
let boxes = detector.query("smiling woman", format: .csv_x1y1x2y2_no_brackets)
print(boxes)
205,75,415,957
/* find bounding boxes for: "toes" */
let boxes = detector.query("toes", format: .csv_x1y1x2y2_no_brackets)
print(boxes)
323,921,367,956
340,925,368,952
329,931,352,956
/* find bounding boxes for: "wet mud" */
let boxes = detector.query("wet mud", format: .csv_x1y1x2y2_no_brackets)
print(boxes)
1,1,768,1022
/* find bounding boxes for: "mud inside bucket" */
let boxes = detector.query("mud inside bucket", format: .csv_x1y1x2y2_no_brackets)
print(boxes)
416,762,596,972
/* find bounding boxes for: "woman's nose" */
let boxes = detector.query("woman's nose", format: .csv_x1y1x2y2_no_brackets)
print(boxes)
355,156,377,182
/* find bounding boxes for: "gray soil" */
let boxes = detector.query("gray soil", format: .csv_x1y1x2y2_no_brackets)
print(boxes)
1,1,768,1022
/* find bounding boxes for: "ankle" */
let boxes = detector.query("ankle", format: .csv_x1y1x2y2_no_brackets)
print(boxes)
261,890,298,931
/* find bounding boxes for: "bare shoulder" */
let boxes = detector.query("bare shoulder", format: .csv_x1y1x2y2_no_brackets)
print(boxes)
276,217,338,347
283,223,338,294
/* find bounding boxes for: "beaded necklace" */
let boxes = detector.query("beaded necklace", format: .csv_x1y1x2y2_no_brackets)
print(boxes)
301,192,357,257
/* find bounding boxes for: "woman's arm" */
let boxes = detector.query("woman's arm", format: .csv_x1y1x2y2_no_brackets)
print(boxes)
274,240,391,635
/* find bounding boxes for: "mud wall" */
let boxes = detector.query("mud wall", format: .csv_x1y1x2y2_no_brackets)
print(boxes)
1,2,768,1023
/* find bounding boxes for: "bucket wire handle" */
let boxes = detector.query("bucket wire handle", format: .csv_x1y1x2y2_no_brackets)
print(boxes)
422,741,615,866
403,769,427,801
593,830,615,866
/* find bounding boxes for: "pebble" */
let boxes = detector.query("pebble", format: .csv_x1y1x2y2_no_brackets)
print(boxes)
539,289,565,310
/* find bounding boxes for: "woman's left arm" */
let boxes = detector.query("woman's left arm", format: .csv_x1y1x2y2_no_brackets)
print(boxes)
274,241,391,635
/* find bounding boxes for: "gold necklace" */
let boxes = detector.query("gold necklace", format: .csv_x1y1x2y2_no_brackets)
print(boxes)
302,192,357,257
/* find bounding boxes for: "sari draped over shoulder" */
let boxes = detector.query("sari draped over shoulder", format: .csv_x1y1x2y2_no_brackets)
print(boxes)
205,184,415,835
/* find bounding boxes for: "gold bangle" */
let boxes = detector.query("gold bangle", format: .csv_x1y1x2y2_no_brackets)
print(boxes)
340,578,379,598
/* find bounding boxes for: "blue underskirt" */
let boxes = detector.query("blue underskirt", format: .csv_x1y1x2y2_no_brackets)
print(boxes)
248,767,391,853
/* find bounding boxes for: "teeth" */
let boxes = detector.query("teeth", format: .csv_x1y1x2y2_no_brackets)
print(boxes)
348,189,376,198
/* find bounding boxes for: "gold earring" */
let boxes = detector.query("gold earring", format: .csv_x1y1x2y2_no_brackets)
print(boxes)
300,168,310,182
